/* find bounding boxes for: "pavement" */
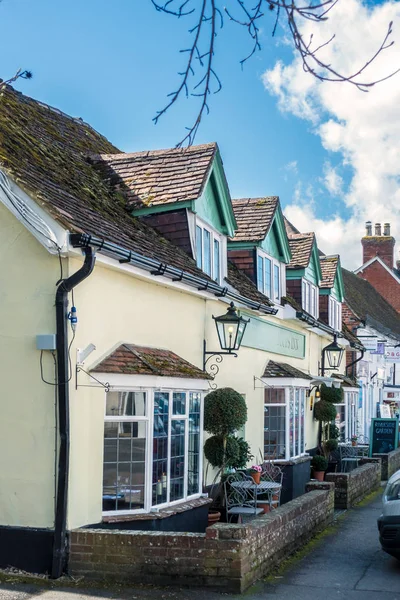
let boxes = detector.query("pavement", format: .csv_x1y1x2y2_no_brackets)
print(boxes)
0,491,399,599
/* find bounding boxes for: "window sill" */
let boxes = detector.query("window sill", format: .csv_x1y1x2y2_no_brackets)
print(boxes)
102,496,213,523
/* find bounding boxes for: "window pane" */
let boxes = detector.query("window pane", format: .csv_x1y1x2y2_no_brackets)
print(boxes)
294,388,300,456
265,258,272,298
274,265,280,300
203,229,211,276
106,391,146,417
289,388,294,456
265,388,285,404
188,393,201,496
300,389,305,453
213,239,220,283
170,420,186,502
196,225,202,269
264,405,285,459
152,392,169,506
173,392,186,416
257,255,264,292
302,280,306,310
311,286,315,317
103,419,146,512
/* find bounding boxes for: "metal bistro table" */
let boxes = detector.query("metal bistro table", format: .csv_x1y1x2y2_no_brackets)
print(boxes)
339,443,369,472
230,479,281,514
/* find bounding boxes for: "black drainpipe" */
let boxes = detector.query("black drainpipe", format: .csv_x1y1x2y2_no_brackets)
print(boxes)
51,247,96,579
345,347,365,380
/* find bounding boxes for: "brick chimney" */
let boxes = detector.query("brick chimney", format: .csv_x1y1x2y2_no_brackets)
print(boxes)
362,221,395,268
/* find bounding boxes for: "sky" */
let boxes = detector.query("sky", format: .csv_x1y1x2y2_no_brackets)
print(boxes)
1,0,399,269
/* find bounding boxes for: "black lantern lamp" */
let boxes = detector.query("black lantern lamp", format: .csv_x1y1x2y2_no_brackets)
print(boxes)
321,334,344,376
204,302,250,371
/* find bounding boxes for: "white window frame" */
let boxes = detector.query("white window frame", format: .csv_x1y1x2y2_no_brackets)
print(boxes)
103,387,204,516
301,279,319,319
257,249,283,303
263,382,308,461
195,217,223,284
328,296,342,332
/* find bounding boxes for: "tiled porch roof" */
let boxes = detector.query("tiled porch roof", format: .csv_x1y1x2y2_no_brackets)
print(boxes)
332,373,360,388
89,143,217,210
320,255,339,288
262,360,312,380
91,344,211,379
226,262,274,306
230,197,278,242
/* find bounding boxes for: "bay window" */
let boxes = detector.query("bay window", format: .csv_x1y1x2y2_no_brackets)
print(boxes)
103,389,203,514
264,386,307,461
329,297,342,332
195,219,222,283
257,250,282,302
302,279,318,318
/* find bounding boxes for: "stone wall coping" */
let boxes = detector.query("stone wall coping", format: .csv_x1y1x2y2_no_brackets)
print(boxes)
273,454,312,466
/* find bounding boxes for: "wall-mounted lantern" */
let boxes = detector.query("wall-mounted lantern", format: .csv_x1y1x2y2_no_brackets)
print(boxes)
320,334,344,376
203,302,250,382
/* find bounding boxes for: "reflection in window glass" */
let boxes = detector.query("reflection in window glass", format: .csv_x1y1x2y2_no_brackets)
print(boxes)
257,255,264,292
196,226,202,269
173,392,186,415
265,258,272,298
152,392,169,506
274,264,280,300
213,239,220,283
203,229,211,275
106,391,146,417
188,393,201,496
103,417,147,512
170,420,186,502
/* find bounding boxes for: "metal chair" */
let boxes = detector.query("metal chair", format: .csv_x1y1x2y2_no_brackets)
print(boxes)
224,472,263,523
339,444,359,472
258,462,283,509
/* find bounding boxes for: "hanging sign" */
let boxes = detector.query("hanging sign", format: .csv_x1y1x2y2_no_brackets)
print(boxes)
385,347,400,363
371,343,385,355
380,404,391,418
361,337,378,351
369,418,399,456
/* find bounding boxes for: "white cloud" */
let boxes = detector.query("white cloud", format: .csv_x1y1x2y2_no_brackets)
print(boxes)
263,0,400,269
284,160,298,175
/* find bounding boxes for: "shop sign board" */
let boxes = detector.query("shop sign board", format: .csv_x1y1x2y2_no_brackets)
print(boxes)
369,418,399,456
361,337,378,351
385,347,400,363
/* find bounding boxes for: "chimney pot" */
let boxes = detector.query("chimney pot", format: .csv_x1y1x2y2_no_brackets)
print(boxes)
384,223,391,236
375,223,382,236
365,221,372,236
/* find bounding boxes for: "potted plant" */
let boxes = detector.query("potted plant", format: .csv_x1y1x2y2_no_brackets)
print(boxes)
312,455,328,481
248,465,262,485
351,435,358,447
203,387,250,524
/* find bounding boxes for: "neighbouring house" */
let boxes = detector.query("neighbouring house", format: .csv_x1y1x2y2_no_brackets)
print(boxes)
342,268,400,436
355,221,400,313
0,84,352,578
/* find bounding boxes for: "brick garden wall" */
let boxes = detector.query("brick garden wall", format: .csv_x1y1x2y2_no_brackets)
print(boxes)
326,463,380,509
69,485,334,593
373,447,400,480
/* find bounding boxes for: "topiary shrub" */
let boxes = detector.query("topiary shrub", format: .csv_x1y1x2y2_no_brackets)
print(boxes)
325,438,338,452
314,400,337,422
312,455,328,471
204,387,247,436
320,383,344,404
329,424,340,440
204,435,239,468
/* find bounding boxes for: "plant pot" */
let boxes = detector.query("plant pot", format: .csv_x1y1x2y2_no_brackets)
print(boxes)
207,510,221,527
351,441,357,447
251,472,261,485
258,503,270,514
272,493,279,502
314,470,325,482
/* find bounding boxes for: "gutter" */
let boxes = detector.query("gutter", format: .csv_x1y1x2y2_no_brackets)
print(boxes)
51,247,96,578
69,233,277,315
295,310,343,337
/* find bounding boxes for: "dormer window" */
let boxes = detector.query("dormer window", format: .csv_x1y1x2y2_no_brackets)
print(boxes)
257,250,283,303
302,279,319,319
328,297,342,331
195,218,222,284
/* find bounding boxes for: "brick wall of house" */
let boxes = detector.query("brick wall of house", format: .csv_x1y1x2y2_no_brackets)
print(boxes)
141,209,193,257
361,236,395,269
69,485,334,593
286,278,302,306
227,249,256,283
325,462,380,509
357,261,400,313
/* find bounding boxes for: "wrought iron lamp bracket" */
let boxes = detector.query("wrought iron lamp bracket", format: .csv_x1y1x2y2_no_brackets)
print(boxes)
203,340,237,389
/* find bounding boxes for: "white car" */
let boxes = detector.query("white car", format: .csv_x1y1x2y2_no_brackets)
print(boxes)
378,469,400,559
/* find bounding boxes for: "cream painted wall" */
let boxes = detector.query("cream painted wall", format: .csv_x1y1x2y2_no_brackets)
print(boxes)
0,203,61,528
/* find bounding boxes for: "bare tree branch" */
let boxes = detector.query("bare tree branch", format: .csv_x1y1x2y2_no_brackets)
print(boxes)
0,68,32,92
151,0,399,146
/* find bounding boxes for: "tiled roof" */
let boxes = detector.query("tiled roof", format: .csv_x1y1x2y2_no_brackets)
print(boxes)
89,144,217,210
230,197,278,242
343,268,400,341
0,86,218,280
284,216,300,236
92,343,210,379
320,255,339,288
332,373,359,388
262,360,312,380
287,233,315,269
226,262,273,306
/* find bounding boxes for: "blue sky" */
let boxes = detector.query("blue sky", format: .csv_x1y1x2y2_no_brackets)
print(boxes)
0,0,342,205
2,0,399,268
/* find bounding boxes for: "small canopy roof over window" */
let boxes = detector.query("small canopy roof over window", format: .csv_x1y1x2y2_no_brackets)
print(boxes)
261,360,313,388
91,343,211,390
